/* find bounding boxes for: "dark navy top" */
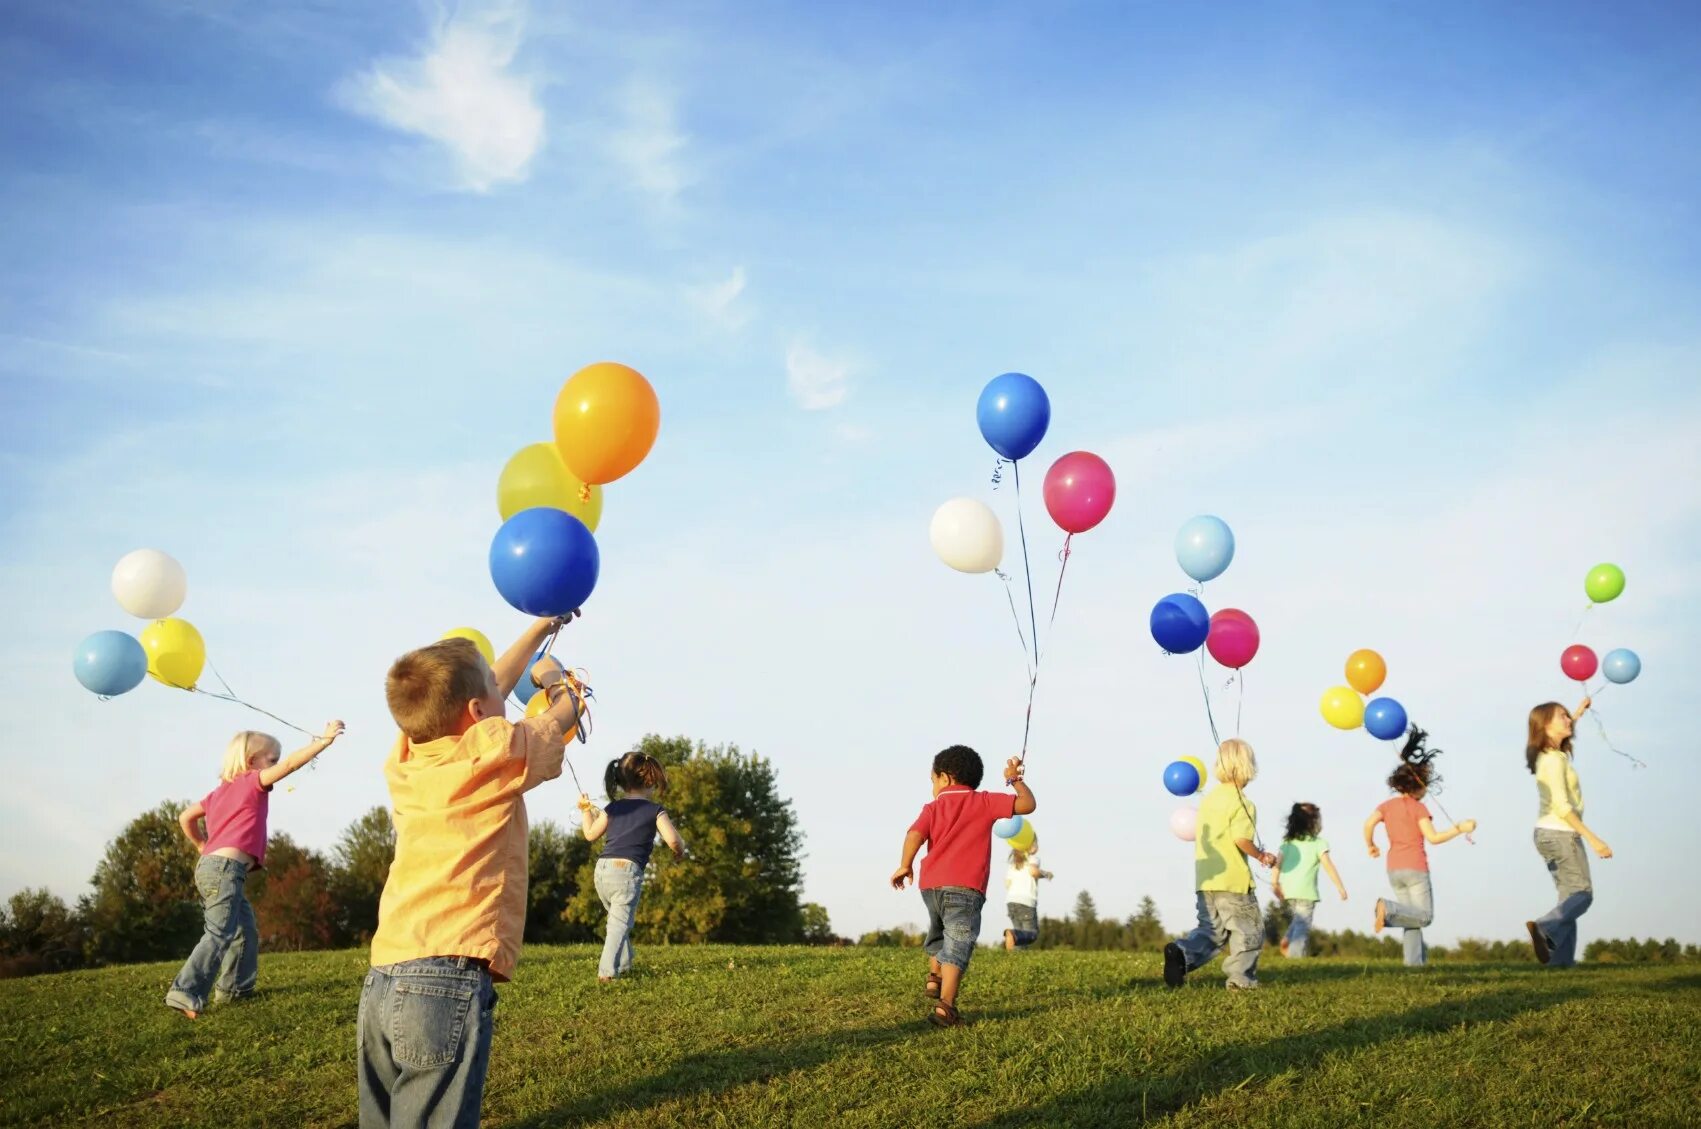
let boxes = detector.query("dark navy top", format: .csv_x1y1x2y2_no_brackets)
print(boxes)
601,798,666,867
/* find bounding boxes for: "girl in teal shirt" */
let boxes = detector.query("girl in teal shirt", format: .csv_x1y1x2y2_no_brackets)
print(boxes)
1274,803,1348,957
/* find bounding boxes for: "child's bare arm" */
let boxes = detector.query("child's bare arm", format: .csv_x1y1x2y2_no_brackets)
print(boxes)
1419,817,1477,845
1004,758,1036,815
260,721,344,789
1237,837,1278,868
578,795,609,841
494,613,578,700
656,811,686,859
178,802,207,847
1363,811,1384,858
890,830,925,889
1321,852,1347,899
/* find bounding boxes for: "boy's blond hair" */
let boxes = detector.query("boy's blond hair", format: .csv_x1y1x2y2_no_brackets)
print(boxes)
1214,738,1257,787
221,731,281,782
386,637,493,743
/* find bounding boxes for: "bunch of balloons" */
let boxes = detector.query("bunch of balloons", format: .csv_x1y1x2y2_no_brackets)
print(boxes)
1163,754,1208,842
1318,648,1407,739
489,362,659,618
74,549,206,697
992,814,1037,852
1149,516,1258,667
1561,563,1640,689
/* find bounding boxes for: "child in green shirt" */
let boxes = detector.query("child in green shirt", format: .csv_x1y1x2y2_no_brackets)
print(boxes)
1274,802,1348,958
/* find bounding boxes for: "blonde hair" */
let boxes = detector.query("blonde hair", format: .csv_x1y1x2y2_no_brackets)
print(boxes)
221,731,282,782
386,637,493,742
1214,738,1257,787
1009,847,1030,869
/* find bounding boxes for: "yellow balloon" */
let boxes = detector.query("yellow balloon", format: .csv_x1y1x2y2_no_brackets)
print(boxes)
524,687,581,743
441,627,495,666
141,617,206,690
496,443,603,532
1181,755,1208,793
1320,685,1366,730
1007,821,1037,851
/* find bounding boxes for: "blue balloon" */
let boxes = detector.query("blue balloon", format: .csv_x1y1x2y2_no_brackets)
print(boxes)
73,630,148,696
976,373,1051,461
1150,593,1211,654
1163,760,1201,797
992,815,1025,839
1364,697,1409,741
1175,515,1235,583
1602,648,1641,685
489,508,600,617
510,647,553,706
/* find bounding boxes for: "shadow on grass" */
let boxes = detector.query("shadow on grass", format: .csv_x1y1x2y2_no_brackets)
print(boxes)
968,984,1585,1128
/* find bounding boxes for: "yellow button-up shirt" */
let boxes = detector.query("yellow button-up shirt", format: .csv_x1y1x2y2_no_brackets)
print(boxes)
1535,748,1584,832
370,714,563,981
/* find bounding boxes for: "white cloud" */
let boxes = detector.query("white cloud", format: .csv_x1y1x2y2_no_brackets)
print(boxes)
338,0,544,192
687,266,748,330
606,79,688,205
785,339,852,410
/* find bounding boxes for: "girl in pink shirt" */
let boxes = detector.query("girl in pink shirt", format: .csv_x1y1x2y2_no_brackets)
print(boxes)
164,721,343,1018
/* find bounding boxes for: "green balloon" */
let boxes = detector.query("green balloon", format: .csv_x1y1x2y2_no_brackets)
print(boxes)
1585,563,1625,604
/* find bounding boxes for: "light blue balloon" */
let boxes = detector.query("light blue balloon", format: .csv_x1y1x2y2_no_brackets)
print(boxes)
992,815,1025,839
1602,648,1641,685
1175,515,1235,583
73,630,148,696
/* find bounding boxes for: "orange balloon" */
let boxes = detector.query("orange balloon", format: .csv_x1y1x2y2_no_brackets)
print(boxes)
552,362,660,486
1345,649,1387,695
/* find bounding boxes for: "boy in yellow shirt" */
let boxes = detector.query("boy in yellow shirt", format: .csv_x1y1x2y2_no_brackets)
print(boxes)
357,614,583,1128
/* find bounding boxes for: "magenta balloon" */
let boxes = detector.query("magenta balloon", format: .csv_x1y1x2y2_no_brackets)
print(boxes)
1206,608,1260,669
1560,644,1598,683
1042,451,1116,534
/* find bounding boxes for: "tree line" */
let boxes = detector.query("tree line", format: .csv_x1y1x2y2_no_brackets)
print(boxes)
1,736,842,978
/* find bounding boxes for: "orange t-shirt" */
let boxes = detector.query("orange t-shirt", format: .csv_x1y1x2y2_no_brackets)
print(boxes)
369,714,563,981
1377,795,1431,874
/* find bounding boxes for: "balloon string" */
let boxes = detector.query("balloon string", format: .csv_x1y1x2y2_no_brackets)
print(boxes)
1570,602,1593,639
1587,707,1646,769
1195,649,1221,748
1016,534,1075,765
1010,460,1041,671
993,570,1034,682
1236,669,1245,738
1427,793,1474,846
190,665,319,743
990,459,1005,490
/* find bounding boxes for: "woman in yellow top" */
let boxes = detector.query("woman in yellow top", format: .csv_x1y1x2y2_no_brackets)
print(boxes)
1525,698,1611,968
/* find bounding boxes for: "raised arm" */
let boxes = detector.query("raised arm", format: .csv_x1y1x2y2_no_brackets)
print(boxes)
494,613,578,700
1570,696,1591,722
1005,757,1036,815
578,794,609,841
178,802,207,847
259,721,344,789
1418,817,1477,845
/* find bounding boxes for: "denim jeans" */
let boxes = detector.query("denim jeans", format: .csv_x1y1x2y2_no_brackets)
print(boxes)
1174,891,1263,987
594,857,644,979
1534,829,1593,968
165,855,258,1013
921,886,985,971
1382,869,1433,966
1007,902,1039,949
357,957,497,1129
1284,899,1317,958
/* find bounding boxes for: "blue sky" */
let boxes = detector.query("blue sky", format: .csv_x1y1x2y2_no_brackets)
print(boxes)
4,0,1700,948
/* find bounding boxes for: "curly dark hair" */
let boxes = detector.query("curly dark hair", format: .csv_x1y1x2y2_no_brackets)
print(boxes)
1387,725,1442,796
1284,802,1321,841
932,744,984,788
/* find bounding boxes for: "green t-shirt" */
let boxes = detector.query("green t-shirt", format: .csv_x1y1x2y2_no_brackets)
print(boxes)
1278,837,1329,902
1195,785,1257,893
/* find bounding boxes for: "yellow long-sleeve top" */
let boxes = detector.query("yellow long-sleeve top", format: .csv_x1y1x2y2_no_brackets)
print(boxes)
1534,748,1584,832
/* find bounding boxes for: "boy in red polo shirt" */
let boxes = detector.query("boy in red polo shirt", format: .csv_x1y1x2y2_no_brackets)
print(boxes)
891,745,1037,1027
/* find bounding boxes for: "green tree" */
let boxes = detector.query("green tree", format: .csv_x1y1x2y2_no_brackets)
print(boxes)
328,806,395,945
800,902,834,944
1128,896,1167,951
0,888,88,977
527,820,595,943
80,800,202,964
1263,898,1292,946
248,834,338,951
565,735,806,944
1073,890,1098,926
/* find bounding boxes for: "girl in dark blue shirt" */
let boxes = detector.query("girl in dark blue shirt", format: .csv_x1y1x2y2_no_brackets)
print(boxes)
579,752,685,981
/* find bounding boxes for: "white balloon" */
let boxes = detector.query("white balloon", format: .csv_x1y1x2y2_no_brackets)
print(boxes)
929,499,1003,574
1170,807,1197,842
111,549,187,619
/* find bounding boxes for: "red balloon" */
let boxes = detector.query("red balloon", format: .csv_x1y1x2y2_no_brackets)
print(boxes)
1043,451,1116,534
1207,608,1260,669
1561,644,1598,683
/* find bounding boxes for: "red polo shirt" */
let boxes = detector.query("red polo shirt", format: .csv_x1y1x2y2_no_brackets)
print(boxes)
909,786,1018,895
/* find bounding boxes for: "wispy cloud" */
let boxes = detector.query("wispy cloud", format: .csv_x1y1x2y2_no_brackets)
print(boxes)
687,267,748,330
338,0,544,192
785,339,853,410
607,79,688,205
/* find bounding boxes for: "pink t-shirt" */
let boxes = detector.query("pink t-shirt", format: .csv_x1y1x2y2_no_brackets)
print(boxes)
908,787,1018,895
1377,795,1431,873
202,771,272,866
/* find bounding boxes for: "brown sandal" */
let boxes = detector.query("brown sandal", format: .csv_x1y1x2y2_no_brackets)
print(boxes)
928,1001,963,1028
925,972,942,999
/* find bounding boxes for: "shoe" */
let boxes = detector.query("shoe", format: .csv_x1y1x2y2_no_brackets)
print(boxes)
1163,943,1186,988
1227,980,1260,991
1526,922,1551,965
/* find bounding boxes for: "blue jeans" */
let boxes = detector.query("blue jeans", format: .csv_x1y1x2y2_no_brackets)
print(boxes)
165,855,258,1013
1174,891,1263,987
1383,869,1433,966
594,857,644,979
1285,899,1317,958
357,957,497,1129
1007,902,1039,949
921,886,984,972
1534,829,1593,968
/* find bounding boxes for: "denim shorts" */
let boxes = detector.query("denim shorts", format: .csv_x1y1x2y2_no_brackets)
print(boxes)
921,886,985,972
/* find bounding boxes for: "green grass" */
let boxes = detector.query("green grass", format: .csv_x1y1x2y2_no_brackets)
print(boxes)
4,946,1699,1127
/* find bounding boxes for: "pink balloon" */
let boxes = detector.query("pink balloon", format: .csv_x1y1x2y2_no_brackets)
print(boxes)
1561,644,1598,683
1206,608,1260,669
1043,451,1116,534
1170,807,1197,841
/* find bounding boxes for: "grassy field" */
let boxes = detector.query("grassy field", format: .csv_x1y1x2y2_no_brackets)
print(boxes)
4,945,1699,1127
